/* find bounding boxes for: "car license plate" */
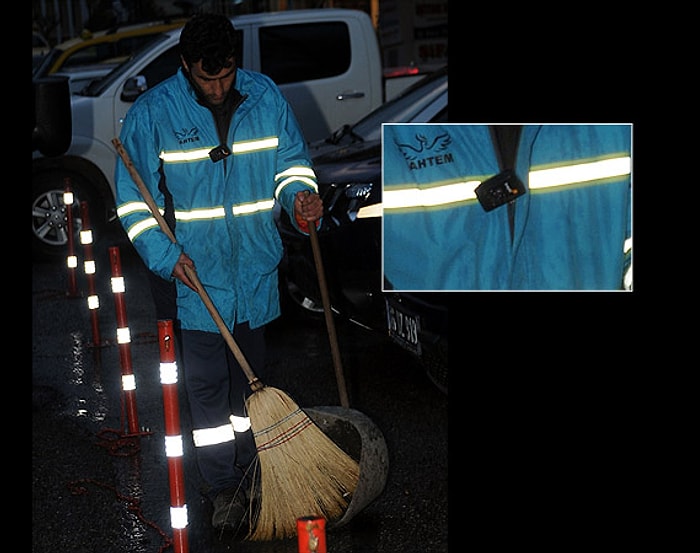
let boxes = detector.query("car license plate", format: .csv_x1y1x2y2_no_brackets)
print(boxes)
385,299,421,355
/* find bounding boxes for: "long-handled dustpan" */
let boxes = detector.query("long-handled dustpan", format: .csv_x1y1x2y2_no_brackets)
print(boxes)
112,138,360,540
307,221,350,408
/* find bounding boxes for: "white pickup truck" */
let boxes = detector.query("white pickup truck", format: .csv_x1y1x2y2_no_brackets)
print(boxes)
32,8,419,258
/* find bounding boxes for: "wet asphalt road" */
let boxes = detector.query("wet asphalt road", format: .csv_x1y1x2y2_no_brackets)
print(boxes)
32,225,448,553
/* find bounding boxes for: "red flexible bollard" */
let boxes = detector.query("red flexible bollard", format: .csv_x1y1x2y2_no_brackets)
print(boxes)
158,319,189,553
109,246,140,435
297,516,326,553
80,200,101,347
63,178,80,298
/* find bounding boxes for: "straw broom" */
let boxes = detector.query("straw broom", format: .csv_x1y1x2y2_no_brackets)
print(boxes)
112,138,360,540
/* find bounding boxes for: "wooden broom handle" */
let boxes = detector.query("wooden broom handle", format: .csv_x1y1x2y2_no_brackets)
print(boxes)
112,137,263,391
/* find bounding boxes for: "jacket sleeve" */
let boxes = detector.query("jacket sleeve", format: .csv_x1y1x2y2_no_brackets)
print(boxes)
114,102,183,281
271,89,321,234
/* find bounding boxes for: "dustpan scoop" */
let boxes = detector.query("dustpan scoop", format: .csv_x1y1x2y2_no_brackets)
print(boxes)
305,406,389,526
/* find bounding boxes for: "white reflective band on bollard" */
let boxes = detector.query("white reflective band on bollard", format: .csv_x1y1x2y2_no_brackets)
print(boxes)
160,362,179,385
122,374,136,391
170,505,188,529
84,260,96,275
116,326,131,344
111,276,126,293
87,295,99,309
165,434,184,457
63,191,74,204
67,255,78,269
79,229,93,245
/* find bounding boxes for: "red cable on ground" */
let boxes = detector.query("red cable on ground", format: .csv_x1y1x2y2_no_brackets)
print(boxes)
158,319,190,553
67,477,174,553
109,246,140,435
63,178,80,298
79,200,102,347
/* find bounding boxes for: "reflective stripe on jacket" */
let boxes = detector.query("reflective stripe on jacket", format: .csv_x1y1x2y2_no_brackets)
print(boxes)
511,124,631,290
382,123,632,290
115,68,318,330
382,124,511,289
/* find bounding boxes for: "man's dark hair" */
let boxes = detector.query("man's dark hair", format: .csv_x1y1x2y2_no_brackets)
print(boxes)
179,13,237,75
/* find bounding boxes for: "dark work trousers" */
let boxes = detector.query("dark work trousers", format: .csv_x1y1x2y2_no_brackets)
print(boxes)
180,323,265,499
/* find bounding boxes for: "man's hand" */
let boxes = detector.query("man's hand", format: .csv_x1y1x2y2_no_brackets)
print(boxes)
171,252,198,292
294,191,323,231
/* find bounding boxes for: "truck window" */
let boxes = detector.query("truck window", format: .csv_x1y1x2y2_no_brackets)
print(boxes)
259,22,351,85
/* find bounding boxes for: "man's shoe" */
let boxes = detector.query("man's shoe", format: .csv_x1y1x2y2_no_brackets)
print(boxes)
211,488,248,532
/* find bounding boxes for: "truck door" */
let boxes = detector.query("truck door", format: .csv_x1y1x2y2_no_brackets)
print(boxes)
252,16,382,143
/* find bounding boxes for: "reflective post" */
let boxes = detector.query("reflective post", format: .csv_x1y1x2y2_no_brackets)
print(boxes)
109,246,140,435
63,178,80,298
79,201,101,347
158,319,189,553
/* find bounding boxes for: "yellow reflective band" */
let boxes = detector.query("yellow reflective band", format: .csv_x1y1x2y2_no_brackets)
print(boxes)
117,201,161,217
192,423,236,447
230,415,251,432
357,203,383,218
174,207,226,221
127,217,159,241
384,180,481,210
160,137,279,163
275,166,316,181
160,148,212,162
529,156,631,190
624,263,633,290
232,199,275,215
274,176,318,199
232,136,278,153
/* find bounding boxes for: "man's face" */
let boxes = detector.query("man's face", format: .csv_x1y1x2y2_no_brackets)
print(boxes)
183,57,236,106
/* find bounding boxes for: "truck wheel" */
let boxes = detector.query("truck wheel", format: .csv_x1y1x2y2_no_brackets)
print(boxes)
32,170,105,261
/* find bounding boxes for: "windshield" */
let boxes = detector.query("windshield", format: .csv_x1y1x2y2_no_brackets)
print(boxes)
327,67,448,145
33,48,62,79
80,32,173,97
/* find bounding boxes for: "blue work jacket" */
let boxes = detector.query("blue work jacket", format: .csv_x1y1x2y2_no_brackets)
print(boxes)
115,68,318,331
382,124,632,290
511,124,632,290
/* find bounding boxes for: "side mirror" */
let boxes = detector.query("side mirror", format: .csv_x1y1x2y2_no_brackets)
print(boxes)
121,75,148,102
33,76,72,157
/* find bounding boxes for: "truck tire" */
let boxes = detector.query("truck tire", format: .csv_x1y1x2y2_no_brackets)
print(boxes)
32,170,105,261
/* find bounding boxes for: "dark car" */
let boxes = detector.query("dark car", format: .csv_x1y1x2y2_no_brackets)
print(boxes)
276,66,449,394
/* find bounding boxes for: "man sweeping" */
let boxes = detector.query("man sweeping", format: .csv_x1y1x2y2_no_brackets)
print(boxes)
113,12,323,535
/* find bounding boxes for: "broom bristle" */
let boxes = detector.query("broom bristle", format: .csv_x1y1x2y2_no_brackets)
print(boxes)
245,386,360,541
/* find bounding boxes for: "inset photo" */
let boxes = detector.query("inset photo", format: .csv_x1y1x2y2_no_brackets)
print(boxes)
381,123,632,291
